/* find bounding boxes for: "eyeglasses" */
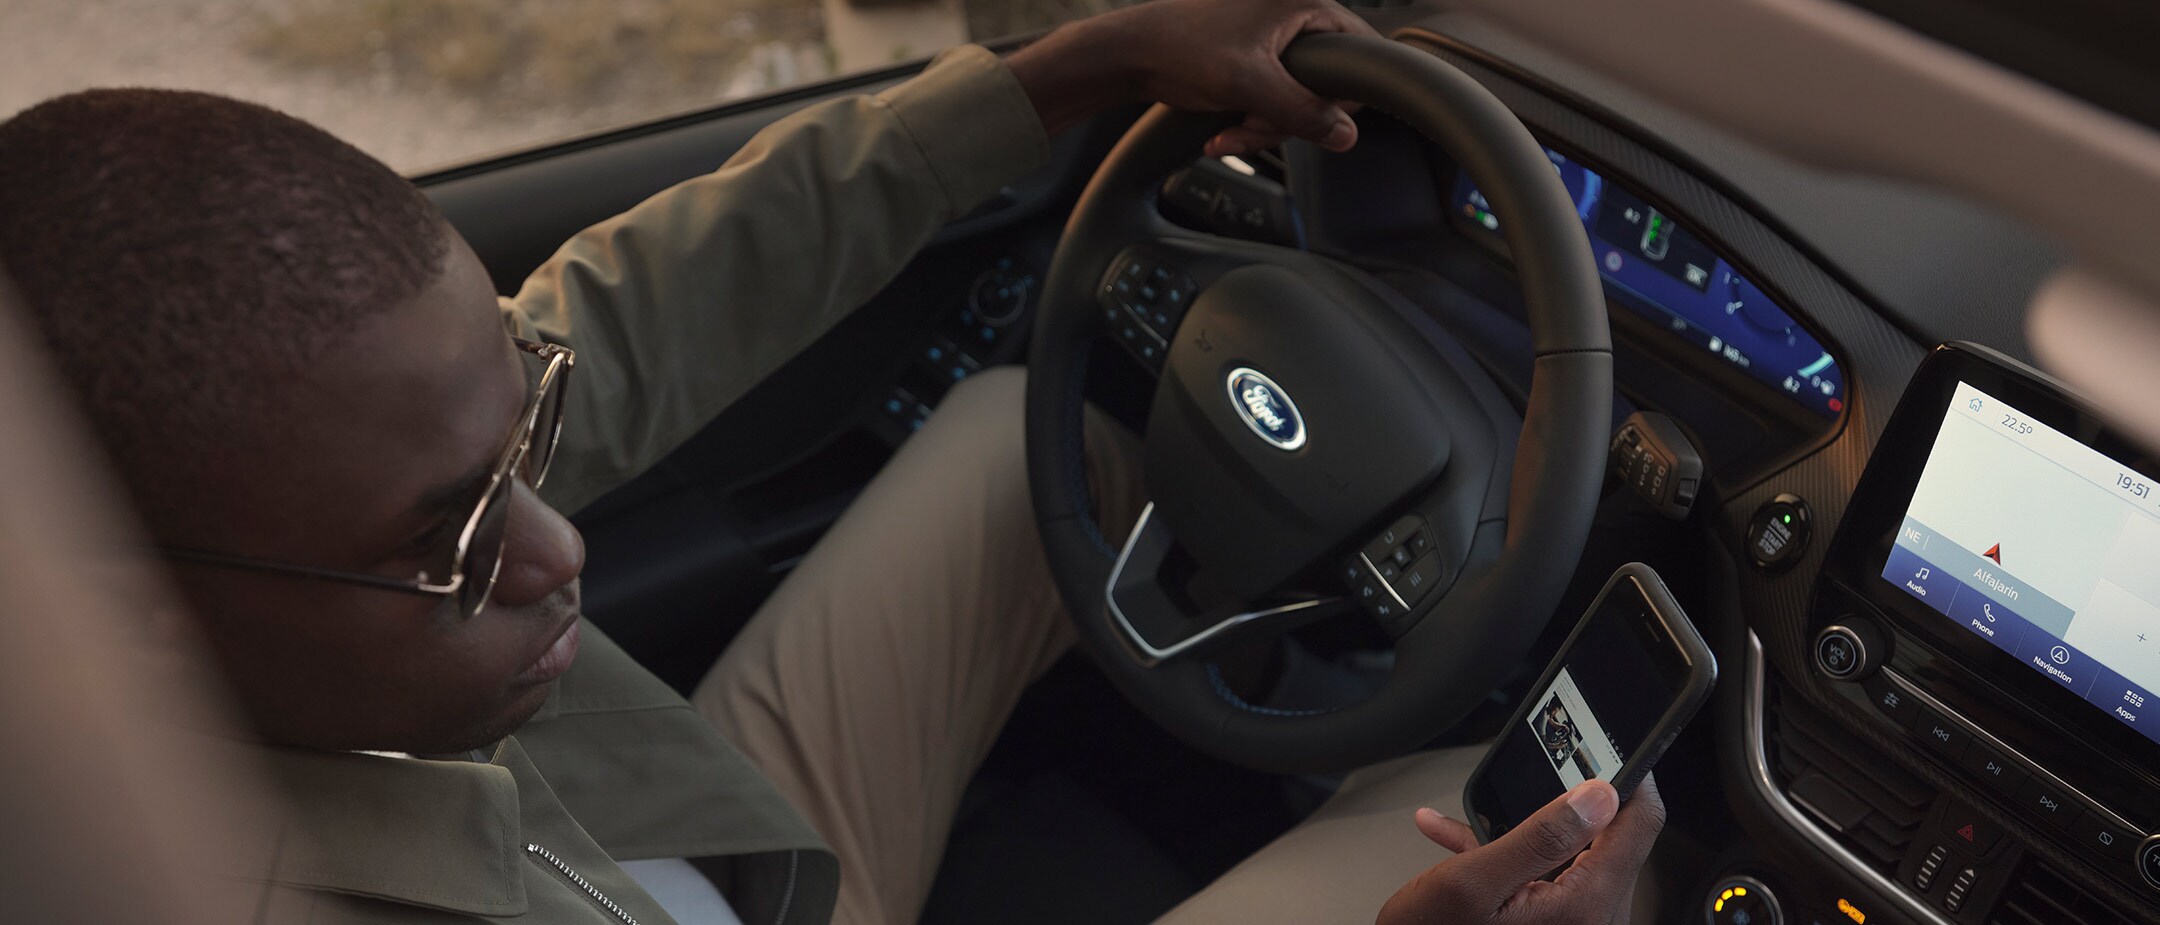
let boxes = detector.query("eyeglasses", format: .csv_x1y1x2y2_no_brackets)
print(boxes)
160,337,574,620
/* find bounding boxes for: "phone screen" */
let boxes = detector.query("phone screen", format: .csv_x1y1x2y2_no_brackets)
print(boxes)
1474,577,1692,834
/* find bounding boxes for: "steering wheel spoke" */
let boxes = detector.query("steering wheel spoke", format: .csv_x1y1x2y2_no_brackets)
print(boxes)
1106,503,1350,666
1095,232,1320,374
1027,33,1612,774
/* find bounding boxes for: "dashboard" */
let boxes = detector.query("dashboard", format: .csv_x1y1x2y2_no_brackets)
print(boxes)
1807,345,2160,918
1364,25,2156,925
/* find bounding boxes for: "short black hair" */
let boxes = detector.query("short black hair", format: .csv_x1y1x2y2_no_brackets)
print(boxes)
0,89,449,536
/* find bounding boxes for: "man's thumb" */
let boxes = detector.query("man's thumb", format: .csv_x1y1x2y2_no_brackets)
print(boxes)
1470,781,1619,885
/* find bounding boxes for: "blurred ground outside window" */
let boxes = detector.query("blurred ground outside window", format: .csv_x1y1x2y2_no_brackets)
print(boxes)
0,0,1137,176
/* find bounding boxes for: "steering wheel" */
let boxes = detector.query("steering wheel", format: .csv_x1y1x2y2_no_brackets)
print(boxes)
1025,32,1611,775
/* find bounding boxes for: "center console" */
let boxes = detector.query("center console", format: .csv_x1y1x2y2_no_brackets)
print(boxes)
1797,343,2160,922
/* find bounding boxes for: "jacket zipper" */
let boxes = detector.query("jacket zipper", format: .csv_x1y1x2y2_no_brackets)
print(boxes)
527,843,642,925
771,849,798,925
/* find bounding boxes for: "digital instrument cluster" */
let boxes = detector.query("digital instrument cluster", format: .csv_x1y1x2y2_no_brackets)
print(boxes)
1451,148,1845,419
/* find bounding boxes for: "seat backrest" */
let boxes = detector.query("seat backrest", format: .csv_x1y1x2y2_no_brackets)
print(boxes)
0,273,283,923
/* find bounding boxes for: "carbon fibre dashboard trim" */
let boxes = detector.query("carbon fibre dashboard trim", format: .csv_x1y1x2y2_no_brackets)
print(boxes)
1746,632,1955,925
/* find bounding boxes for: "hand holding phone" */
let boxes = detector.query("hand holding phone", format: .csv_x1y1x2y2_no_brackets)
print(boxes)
1465,563,1714,842
1378,776,1667,925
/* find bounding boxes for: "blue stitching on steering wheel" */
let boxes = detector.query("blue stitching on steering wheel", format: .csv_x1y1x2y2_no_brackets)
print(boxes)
1207,663,1335,717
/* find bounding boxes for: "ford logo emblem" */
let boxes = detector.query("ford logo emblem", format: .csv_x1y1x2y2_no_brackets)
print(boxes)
1225,366,1306,451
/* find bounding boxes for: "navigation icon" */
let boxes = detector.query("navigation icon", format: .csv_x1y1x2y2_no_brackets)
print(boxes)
1983,543,2002,565
2051,645,2071,666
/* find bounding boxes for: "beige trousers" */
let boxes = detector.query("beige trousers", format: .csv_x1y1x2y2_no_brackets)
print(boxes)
690,367,1147,925
688,367,1506,925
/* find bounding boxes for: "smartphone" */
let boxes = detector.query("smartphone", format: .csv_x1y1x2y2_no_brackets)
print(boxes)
1464,562,1715,842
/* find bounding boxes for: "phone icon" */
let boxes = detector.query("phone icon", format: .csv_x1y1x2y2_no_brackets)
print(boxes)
1983,602,1997,622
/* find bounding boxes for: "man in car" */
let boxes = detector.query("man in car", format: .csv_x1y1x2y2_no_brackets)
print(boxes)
0,0,1662,921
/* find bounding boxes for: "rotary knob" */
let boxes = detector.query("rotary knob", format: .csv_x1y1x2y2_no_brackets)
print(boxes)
1814,619,1885,681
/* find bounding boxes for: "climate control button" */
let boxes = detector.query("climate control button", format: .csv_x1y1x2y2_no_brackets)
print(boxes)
1705,875,1781,925
2073,814,2136,864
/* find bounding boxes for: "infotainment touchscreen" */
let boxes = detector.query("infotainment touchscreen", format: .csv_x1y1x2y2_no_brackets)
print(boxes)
1884,380,2160,746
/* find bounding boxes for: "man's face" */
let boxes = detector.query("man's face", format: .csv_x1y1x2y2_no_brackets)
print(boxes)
165,235,586,754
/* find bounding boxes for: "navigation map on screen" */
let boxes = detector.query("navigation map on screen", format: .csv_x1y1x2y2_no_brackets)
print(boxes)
1885,382,2160,745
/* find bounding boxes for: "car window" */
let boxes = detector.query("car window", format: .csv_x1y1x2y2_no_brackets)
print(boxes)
0,0,1134,175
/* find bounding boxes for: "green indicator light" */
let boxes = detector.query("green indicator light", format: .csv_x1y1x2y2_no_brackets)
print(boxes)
1781,514,1793,524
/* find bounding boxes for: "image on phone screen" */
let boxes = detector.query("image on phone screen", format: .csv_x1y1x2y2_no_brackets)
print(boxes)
1472,573,1702,836
1529,668,1621,789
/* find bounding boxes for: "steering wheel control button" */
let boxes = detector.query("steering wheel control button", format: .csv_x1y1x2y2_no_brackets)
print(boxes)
1704,875,1781,925
1366,515,1424,557
1913,707,1972,759
1101,255,1184,371
2071,813,2135,863
1957,742,2029,796
1812,621,1881,681
1354,515,1437,611
1110,302,1169,370
1342,555,1406,621
2014,777,2081,829
1398,555,1443,605
1609,412,1702,520
2135,834,2160,889
1746,493,1812,571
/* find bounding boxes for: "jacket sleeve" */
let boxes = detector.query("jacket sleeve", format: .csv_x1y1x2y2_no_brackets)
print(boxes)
503,44,1050,515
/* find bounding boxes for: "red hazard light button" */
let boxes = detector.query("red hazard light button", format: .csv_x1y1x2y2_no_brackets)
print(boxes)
1940,809,2004,855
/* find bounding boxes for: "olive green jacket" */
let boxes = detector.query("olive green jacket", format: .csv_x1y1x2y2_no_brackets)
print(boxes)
228,45,1049,924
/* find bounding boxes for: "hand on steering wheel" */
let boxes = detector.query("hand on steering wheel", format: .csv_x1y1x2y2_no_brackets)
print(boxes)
1025,32,1611,774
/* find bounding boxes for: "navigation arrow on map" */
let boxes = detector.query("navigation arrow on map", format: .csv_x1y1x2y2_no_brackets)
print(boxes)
1983,543,2002,564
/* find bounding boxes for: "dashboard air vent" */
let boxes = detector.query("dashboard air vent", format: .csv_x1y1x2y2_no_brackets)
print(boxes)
1988,859,2138,925
1766,680,1934,873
